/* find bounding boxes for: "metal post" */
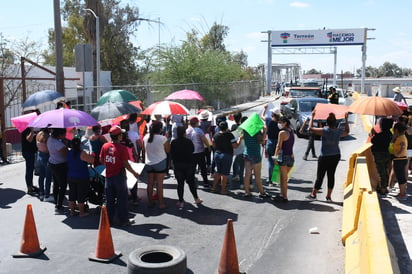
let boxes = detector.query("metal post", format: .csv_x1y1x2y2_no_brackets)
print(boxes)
0,78,6,162
332,47,337,87
96,15,100,99
53,0,65,95
267,31,272,96
361,28,367,95
85,8,101,99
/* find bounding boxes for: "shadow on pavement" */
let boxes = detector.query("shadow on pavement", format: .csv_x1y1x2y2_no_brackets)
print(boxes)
0,187,26,208
121,223,170,239
379,198,412,274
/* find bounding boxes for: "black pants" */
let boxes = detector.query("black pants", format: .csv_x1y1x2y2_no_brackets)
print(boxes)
174,163,198,202
314,154,340,190
48,162,68,208
304,134,316,157
193,152,209,184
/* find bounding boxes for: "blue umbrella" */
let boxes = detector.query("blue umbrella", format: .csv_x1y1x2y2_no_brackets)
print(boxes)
23,90,65,111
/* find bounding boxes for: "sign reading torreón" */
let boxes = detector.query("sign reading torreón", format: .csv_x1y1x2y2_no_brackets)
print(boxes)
271,28,365,47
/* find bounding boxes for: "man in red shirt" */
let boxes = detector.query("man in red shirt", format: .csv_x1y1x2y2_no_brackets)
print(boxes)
100,125,140,226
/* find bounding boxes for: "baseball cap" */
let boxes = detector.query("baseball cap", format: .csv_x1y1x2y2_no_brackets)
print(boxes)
109,125,125,136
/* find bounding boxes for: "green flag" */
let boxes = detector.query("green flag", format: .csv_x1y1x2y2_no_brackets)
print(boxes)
239,112,264,136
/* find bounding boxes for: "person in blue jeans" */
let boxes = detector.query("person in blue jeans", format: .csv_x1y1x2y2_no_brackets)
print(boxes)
36,128,52,201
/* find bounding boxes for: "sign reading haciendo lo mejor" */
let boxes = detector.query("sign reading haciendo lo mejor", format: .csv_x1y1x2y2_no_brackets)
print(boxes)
271,28,365,47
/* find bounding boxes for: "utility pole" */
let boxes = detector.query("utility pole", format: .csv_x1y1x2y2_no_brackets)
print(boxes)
53,0,65,96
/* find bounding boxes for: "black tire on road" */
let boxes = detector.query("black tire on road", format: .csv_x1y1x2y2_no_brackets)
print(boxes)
127,245,187,274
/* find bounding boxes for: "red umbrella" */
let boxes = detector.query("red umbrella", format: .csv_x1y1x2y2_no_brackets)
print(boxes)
128,100,143,110
141,101,190,115
395,101,408,111
165,89,205,101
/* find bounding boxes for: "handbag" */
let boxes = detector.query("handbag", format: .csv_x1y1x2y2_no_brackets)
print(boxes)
271,164,280,183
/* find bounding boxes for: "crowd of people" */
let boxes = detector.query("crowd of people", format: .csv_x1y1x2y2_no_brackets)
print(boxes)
18,95,411,227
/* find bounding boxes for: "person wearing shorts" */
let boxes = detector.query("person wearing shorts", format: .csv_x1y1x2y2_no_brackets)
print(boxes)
273,116,295,202
211,122,238,194
143,120,170,209
241,120,269,199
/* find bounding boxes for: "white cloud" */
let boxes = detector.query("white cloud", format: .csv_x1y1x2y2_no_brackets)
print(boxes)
289,2,310,8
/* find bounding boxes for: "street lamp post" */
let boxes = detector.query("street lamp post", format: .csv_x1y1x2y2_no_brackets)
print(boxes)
85,8,101,99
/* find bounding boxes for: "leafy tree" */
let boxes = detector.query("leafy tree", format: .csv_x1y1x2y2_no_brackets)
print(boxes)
0,35,43,108
305,68,321,74
43,0,142,85
200,23,229,52
378,62,401,77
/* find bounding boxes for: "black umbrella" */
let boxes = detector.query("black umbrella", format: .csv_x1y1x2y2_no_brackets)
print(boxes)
90,102,141,121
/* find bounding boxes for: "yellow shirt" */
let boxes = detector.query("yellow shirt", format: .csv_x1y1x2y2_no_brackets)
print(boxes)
392,134,407,159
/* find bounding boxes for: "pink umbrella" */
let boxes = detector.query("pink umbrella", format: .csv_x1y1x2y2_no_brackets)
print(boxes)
165,89,205,101
141,101,190,116
11,112,38,133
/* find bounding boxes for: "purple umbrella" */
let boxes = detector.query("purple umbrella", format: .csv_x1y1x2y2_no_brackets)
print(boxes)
28,108,98,128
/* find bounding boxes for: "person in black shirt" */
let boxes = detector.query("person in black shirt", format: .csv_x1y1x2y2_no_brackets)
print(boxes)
211,122,239,194
22,126,38,194
171,126,202,208
261,105,281,184
370,118,393,195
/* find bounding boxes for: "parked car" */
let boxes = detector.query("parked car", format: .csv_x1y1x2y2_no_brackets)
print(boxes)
281,97,328,137
287,87,322,98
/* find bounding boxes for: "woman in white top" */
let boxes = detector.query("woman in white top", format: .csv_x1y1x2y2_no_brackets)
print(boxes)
142,120,170,209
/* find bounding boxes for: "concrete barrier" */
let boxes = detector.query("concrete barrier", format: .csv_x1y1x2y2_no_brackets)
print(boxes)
344,191,393,274
344,143,379,190
342,157,372,245
342,149,394,273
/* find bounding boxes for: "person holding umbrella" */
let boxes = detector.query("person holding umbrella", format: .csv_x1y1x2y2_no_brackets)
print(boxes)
47,128,68,212
22,126,38,194
100,125,140,226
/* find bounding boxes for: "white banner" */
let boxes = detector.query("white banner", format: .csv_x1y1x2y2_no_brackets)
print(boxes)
271,28,365,47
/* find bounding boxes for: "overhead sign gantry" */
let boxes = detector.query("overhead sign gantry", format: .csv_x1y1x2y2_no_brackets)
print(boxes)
263,28,370,95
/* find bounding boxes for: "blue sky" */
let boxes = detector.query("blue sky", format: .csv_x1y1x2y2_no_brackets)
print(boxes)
1,0,411,74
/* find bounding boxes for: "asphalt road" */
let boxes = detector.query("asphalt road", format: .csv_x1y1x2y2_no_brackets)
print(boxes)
0,95,375,274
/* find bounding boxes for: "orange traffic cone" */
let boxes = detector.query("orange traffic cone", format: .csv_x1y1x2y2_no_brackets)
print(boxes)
218,219,239,274
12,204,46,258
89,205,121,263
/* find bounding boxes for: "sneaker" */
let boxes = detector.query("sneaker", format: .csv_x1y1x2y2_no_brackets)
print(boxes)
45,196,55,202
312,155,317,158
303,155,308,161
194,198,203,204
120,219,135,226
232,175,240,182
39,195,44,201
272,195,288,203
397,194,408,201
176,201,184,208
243,193,252,198
259,192,270,198
325,196,332,202
305,194,317,201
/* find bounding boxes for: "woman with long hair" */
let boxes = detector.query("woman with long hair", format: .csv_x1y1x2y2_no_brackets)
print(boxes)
142,120,170,209
272,116,295,202
306,111,349,202
47,128,68,212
